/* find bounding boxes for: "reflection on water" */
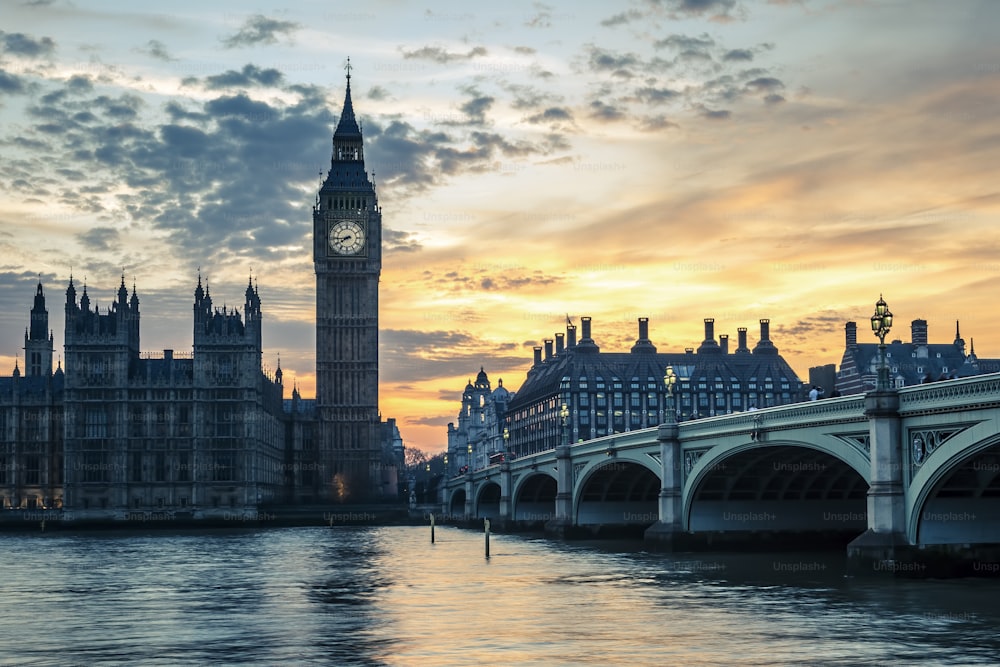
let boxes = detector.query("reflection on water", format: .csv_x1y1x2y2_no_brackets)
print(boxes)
1,526,998,665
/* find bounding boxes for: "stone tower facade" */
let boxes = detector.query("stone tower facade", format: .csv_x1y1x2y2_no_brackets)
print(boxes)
24,281,54,378
313,66,383,502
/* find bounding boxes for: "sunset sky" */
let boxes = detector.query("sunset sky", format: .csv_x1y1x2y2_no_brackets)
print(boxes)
2,0,998,454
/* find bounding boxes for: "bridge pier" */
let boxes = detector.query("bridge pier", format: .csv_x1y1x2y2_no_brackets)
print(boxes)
848,389,914,575
544,444,578,538
464,474,474,520
497,461,513,530
645,423,687,550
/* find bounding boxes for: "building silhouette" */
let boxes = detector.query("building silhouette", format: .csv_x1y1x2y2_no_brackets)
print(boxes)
0,71,402,516
446,368,513,475
449,316,807,471
835,319,998,393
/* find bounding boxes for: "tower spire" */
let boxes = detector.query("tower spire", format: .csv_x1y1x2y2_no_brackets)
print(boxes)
332,57,362,150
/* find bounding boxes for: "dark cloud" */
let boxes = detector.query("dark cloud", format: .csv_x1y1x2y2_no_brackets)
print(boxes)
383,228,421,254
137,39,174,61
400,46,488,64
479,272,561,291
698,105,732,120
367,85,391,101
589,100,625,122
66,75,94,94
0,70,28,94
221,14,300,49
459,92,494,126
164,100,209,123
363,113,565,196
654,0,740,19
601,10,645,26
654,34,716,52
501,82,563,110
745,76,785,93
764,93,785,105
524,107,574,124
0,31,55,57
381,329,525,384
634,86,682,105
723,48,754,62
513,46,536,55
78,227,120,252
200,64,285,90
94,93,143,120
423,267,562,294
701,74,743,104
639,115,680,131
587,46,641,74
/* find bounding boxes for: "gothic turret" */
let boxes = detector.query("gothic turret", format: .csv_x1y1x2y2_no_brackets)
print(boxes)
25,280,54,377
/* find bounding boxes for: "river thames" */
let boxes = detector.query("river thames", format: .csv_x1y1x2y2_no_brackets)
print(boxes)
1,525,998,665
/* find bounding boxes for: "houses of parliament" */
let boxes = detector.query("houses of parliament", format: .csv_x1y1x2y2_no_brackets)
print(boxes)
0,73,403,518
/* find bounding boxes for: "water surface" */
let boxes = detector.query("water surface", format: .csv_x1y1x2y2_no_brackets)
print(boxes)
1,526,997,665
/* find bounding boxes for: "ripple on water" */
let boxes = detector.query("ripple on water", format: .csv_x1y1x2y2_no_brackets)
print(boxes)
1,526,999,666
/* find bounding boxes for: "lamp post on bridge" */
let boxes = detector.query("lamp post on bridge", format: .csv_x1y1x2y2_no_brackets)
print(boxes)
848,294,907,573
560,403,570,447
871,294,894,391
503,426,510,462
663,365,677,424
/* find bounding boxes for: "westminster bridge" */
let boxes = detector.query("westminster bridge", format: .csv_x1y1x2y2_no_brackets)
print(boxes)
442,374,1000,573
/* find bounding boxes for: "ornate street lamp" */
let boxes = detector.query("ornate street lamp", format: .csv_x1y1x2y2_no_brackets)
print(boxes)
443,453,448,477
467,443,473,472
663,365,677,424
871,294,893,390
560,403,570,447
502,427,510,462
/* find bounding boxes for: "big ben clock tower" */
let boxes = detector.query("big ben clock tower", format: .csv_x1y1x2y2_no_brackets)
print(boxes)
314,62,382,502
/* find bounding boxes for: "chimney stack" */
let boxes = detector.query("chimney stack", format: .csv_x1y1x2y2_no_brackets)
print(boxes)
719,334,729,355
697,317,721,354
845,321,857,348
555,333,565,354
567,323,577,347
737,327,749,353
911,319,928,346
753,318,777,354
544,338,554,360
576,316,599,352
533,346,542,366
631,317,657,353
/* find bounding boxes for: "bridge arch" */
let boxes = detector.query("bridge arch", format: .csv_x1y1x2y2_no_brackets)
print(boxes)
476,481,502,520
575,458,660,527
512,472,557,524
684,440,869,536
909,428,1000,544
448,488,466,518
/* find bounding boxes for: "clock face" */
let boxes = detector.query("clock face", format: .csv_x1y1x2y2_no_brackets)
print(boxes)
328,219,366,256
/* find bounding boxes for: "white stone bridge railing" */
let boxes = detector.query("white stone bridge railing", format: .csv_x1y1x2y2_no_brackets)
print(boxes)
675,395,868,445
898,372,1000,415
